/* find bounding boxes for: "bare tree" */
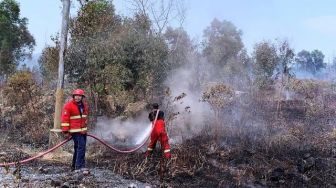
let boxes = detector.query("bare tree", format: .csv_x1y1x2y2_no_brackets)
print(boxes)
126,0,186,34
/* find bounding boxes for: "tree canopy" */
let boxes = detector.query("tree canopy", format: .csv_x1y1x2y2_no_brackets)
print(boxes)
0,0,35,79
295,49,325,74
202,19,243,66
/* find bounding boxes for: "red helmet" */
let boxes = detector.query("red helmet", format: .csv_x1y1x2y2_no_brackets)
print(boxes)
72,89,85,97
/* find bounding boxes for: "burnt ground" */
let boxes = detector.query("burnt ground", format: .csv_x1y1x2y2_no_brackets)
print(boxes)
0,164,152,188
92,133,336,188
1,131,335,188
0,124,335,188
0,144,152,188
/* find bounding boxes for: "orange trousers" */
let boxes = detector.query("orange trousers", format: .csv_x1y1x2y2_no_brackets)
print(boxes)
146,119,171,158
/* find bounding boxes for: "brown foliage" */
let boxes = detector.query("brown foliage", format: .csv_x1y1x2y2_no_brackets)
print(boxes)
1,71,52,145
202,83,235,111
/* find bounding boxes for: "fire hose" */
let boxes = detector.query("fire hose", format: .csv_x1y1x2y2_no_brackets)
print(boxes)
0,110,160,167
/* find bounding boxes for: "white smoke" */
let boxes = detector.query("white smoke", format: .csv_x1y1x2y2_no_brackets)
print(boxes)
90,112,152,148
164,58,212,141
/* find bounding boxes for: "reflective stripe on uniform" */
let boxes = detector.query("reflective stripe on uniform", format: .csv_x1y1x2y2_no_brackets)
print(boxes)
147,148,153,151
70,115,87,119
69,127,88,132
164,149,170,153
61,123,70,127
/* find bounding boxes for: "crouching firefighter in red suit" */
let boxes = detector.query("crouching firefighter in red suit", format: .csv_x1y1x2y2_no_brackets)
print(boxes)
145,103,171,159
61,89,89,172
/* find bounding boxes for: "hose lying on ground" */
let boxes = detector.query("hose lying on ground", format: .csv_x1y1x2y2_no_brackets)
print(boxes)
87,133,149,154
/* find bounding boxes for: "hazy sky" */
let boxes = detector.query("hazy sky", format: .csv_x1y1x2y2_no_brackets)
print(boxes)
18,0,336,61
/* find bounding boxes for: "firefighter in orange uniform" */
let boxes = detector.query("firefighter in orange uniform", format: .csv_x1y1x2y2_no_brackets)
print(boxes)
61,89,89,172
145,103,171,159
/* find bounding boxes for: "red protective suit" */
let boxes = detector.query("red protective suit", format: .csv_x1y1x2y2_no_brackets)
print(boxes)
61,99,89,133
146,110,171,159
